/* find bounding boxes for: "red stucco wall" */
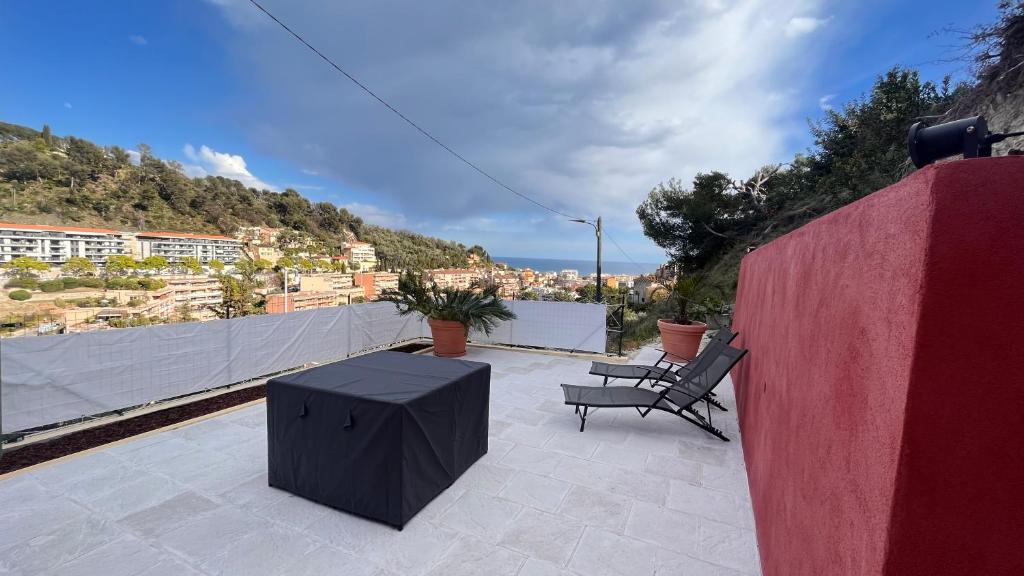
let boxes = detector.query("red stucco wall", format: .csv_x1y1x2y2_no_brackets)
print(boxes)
731,157,1024,576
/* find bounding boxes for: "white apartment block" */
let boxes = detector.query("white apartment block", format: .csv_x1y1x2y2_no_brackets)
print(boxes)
426,268,482,290
343,242,377,266
300,272,355,293
0,223,128,265
163,275,223,308
135,231,242,265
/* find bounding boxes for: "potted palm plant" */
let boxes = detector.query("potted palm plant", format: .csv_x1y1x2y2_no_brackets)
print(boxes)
656,272,712,361
381,272,516,357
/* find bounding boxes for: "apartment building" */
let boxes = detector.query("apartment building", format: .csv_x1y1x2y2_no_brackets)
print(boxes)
0,222,128,265
426,268,482,290
300,273,354,293
343,241,377,271
373,272,399,294
265,291,337,313
234,226,281,246
163,275,223,309
94,286,177,322
135,231,242,265
245,245,283,263
490,271,520,299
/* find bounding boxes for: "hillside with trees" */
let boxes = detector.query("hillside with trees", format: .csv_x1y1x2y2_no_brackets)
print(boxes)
0,126,486,270
637,2,1024,298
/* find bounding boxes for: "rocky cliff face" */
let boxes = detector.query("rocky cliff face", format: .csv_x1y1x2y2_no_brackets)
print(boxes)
979,87,1024,154
952,4,1024,155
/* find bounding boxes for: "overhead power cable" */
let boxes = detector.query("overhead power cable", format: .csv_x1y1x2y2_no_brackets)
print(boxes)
604,231,651,275
247,0,578,220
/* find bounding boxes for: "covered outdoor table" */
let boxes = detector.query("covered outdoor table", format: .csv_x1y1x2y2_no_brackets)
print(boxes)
267,350,490,528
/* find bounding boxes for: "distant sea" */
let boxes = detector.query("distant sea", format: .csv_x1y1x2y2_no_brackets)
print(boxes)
493,256,660,276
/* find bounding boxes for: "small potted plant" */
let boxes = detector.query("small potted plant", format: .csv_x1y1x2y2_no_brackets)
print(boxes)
381,272,516,357
655,272,713,361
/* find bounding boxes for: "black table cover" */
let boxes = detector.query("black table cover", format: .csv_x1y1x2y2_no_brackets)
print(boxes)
267,350,490,528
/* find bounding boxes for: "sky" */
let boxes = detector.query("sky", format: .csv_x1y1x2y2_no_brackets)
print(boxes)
0,0,1001,262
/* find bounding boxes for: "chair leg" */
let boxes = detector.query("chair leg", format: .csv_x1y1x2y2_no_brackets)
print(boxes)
679,405,729,441
578,405,589,432
706,395,728,412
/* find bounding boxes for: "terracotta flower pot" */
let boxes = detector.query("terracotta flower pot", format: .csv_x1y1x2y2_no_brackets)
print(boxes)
428,318,467,358
657,319,707,362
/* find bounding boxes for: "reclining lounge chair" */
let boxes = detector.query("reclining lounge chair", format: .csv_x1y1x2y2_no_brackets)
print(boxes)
588,326,737,388
560,344,747,441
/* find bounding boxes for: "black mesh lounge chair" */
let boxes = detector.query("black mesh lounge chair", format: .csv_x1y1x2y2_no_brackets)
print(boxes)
561,344,748,441
588,326,737,388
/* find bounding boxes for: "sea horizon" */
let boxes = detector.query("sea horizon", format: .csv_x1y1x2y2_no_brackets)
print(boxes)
493,255,661,276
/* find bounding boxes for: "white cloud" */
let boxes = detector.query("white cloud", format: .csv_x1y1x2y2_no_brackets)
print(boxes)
63,102,72,109
818,94,835,111
182,144,276,190
129,34,148,46
785,16,831,38
126,150,141,165
209,0,829,258
341,202,408,229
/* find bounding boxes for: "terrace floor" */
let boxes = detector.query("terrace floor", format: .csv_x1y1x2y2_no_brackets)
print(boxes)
0,345,760,576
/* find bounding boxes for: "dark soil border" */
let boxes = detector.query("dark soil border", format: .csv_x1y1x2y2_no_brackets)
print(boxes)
0,384,267,475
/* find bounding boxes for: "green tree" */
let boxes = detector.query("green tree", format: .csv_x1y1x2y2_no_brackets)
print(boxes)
105,255,136,276
179,256,203,275
139,255,169,274
61,256,97,276
253,258,273,272
209,259,225,273
275,256,295,270
551,290,576,302
41,124,53,148
297,258,315,273
517,289,540,301
175,302,194,322
4,256,49,278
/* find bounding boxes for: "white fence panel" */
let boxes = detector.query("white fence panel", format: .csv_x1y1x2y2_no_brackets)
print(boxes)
469,301,607,354
1,301,605,434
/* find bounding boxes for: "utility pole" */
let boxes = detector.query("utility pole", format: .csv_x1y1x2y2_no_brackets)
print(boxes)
571,216,603,303
595,216,603,303
283,267,289,313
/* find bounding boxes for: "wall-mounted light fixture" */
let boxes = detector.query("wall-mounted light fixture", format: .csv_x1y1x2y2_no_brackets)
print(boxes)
908,115,1024,168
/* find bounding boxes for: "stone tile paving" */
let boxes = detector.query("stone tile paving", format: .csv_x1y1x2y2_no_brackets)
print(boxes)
0,345,761,575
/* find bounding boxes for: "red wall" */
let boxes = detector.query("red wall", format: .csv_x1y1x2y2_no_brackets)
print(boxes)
731,157,1024,576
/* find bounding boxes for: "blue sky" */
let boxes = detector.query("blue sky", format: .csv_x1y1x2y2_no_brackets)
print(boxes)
0,0,1000,262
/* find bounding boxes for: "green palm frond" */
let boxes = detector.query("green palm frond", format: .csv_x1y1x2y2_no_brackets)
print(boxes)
379,271,516,335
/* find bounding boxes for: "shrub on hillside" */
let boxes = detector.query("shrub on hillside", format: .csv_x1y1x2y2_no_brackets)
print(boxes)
4,277,38,290
79,277,104,288
39,279,65,292
9,289,31,301
139,277,166,290
61,277,80,289
105,277,141,290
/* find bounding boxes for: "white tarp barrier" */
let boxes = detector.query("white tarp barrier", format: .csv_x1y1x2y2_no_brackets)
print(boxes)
1,301,605,433
469,300,607,354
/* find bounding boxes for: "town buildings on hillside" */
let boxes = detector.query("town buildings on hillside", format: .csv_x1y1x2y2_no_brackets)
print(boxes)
0,222,242,266
134,231,241,265
0,223,128,265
